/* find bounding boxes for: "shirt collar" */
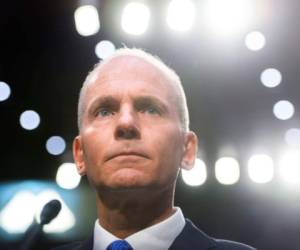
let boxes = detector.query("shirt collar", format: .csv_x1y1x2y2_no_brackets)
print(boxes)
93,207,185,250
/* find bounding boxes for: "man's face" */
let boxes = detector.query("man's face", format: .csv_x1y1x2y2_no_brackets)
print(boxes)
73,56,196,192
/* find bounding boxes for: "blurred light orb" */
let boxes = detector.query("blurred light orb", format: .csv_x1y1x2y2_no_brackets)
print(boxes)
46,136,66,155
248,154,274,183
279,151,300,185
95,40,116,59
20,110,40,130
260,68,282,88
285,128,300,147
121,2,150,35
204,0,254,35
215,157,240,185
273,100,294,120
0,191,36,233
181,158,207,186
0,81,11,101
167,0,195,32
56,163,81,189
74,5,100,36
245,31,266,51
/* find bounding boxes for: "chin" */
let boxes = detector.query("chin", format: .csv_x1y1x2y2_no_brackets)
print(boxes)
104,168,151,189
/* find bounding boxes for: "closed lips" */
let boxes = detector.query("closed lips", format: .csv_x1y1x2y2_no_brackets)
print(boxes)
107,151,149,161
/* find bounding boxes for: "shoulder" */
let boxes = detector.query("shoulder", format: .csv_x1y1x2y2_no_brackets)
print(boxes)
51,235,93,250
51,242,82,250
213,239,257,250
171,219,256,250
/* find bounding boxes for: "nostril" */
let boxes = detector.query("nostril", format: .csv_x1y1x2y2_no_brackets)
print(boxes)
116,128,125,138
115,126,139,140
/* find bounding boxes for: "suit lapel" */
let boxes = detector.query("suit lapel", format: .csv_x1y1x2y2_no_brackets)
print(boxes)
169,219,217,250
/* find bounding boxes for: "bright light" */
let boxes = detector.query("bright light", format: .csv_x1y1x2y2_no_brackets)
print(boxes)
279,150,300,185
0,184,76,234
19,110,40,130
0,81,11,101
248,154,274,183
121,2,150,35
215,157,240,185
56,163,81,189
273,100,295,120
95,40,116,59
35,190,75,233
46,136,66,155
166,0,195,32
204,0,254,35
285,128,300,147
181,158,207,186
74,5,100,36
245,31,266,51
0,191,36,233
260,68,282,88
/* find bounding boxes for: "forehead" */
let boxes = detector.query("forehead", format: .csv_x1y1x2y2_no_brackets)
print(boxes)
85,56,178,101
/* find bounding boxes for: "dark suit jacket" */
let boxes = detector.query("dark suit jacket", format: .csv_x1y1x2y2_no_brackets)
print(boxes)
52,219,256,250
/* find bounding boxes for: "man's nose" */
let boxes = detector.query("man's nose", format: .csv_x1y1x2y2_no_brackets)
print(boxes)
114,109,140,140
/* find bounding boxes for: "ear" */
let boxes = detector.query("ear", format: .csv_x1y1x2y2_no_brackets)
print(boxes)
181,131,198,170
73,135,87,176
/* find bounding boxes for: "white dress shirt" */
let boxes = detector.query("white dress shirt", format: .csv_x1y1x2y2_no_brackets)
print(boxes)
93,207,186,250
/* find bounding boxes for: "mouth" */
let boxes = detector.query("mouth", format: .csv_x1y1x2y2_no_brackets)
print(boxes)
107,151,149,161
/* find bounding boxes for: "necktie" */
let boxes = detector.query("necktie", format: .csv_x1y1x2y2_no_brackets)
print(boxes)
106,240,134,250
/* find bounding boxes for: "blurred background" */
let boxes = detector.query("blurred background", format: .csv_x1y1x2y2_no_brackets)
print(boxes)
0,0,300,249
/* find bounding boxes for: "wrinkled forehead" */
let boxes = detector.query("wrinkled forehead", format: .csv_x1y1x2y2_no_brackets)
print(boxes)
84,55,181,101
88,55,172,87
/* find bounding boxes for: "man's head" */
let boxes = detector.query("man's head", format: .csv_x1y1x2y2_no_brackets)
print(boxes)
77,48,189,132
73,48,197,193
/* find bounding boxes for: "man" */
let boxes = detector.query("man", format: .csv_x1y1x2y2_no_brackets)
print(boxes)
53,48,256,250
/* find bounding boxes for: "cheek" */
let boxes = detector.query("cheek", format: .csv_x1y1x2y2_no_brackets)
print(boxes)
151,126,184,172
81,127,110,170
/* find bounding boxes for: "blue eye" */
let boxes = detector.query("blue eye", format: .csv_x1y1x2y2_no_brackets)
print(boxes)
143,106,159,115
97,109,113,117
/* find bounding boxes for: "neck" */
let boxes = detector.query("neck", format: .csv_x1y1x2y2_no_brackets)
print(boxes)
96,186,175,239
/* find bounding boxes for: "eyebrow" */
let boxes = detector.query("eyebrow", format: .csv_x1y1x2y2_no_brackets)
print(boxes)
88,95,169,114
88,96,118,113
134,96,169,113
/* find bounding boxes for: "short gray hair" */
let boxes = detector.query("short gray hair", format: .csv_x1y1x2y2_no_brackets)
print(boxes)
77,48,190,132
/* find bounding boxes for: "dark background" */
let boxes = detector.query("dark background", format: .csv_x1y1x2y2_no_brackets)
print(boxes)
1,0,300,249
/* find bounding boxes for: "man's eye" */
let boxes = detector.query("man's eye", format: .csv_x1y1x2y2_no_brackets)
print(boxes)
142,106,159,115
97,109,114,117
